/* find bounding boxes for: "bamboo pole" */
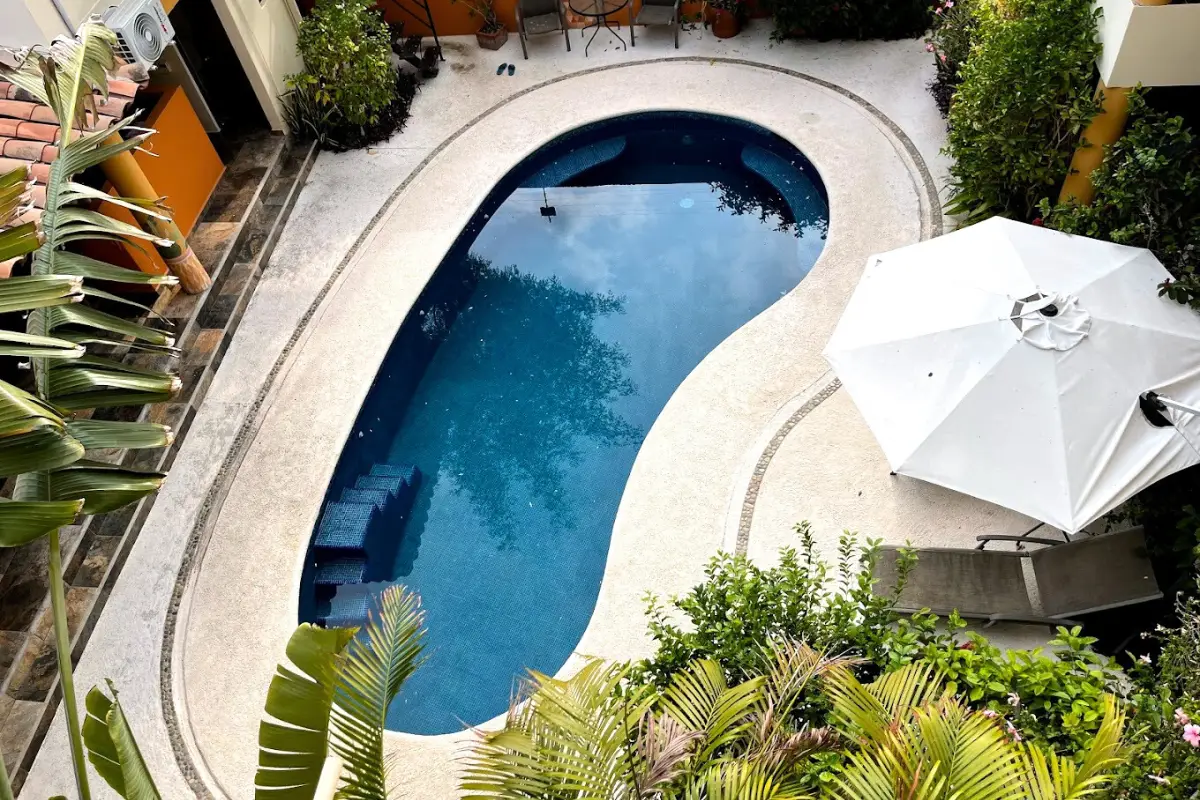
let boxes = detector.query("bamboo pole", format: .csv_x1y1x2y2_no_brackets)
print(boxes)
98,132,212,294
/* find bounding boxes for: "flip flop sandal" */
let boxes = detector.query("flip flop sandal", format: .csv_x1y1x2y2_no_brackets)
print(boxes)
496,62,508,75
507,64,516,76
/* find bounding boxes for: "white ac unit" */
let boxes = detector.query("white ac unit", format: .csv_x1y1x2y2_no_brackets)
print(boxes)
102,0,175,69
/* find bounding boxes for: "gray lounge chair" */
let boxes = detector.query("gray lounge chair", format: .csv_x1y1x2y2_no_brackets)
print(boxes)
516,0,571,59
631,0,681,49
873,526,1161,626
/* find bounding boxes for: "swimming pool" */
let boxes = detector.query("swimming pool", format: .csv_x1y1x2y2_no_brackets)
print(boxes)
298,112,828,735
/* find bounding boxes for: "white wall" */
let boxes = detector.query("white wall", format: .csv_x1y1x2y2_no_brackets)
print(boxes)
1097,0,1200,88
209,0,303,132
0,0,67,47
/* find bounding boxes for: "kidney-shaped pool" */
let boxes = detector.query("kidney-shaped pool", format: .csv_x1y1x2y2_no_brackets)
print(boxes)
298,112,828,734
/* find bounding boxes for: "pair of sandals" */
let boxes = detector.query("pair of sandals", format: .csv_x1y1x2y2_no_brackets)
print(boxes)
495,63,517,76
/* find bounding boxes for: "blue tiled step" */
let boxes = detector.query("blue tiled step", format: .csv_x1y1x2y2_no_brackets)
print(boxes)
317,592,371,629
520,136,627,188
314,558,367,586
740,145,819,227
314,502,378,552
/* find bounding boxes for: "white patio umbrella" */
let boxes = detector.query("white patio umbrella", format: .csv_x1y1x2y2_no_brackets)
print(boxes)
823,217,1200,533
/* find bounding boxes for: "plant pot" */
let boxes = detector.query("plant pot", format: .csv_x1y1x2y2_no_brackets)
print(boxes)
476,27,509,50
711,9,741,38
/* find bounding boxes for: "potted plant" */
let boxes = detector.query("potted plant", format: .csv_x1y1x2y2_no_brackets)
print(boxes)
708,0,746,38
453,0,509,49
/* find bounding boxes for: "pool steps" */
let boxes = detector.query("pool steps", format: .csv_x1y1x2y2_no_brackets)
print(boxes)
311,462,421,627
519,136,627,189
740,145,815,228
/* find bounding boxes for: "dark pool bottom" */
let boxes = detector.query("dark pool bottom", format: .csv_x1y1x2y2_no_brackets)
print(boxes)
298,113,829,735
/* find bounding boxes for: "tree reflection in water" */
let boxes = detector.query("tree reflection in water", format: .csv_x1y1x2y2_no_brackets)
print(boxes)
709,174,829,238
415,254,641,548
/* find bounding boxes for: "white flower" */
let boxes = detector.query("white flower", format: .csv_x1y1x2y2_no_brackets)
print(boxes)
1139,654,1152,665
982,709,998,719
1007,692,1021,708
1149,775,1170,786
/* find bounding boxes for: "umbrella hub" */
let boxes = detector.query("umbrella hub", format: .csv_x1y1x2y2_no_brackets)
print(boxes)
1009,292,1091,351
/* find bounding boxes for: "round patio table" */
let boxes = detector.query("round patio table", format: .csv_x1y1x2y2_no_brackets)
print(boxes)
569,0,631,57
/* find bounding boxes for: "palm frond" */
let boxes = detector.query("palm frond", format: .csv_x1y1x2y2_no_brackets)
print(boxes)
461,659,654,800
82,681,162,800
660,659,766,762
1020,694,1126,799
48,250,179,286
683,760,813,800
256,623,356,799
329,587,426,799
636,713,703,793
825,661,944,744
0,330,85,359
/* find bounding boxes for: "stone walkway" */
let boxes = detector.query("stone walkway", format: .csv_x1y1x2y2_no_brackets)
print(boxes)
23,22,983,799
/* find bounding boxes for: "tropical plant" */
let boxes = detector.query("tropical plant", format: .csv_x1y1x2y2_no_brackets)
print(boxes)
451,0,503,33
944,0,1102,222
824,662,1128,799
463,642,853,799
0,21,182,800
637,525,916,688
284,0,415,151
255,585,426,799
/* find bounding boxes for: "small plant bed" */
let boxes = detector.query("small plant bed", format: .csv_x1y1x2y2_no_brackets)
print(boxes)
284,0,421,152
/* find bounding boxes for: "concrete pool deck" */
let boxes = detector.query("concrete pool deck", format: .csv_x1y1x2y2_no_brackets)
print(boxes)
25,23,1048,800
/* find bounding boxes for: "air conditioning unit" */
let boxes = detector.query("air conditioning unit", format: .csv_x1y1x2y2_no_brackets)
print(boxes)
102,0,175,69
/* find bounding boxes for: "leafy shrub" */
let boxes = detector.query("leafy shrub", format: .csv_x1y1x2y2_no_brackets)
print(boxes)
286,0,414,150
1103,597,1200,798
945,0,1102,222
925,0,977,117
638,524,916,688
1042,92,1200,311
771,0,932,42
887,614,1120,754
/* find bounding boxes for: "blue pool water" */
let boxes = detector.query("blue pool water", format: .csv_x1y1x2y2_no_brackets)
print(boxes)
299,113,828,734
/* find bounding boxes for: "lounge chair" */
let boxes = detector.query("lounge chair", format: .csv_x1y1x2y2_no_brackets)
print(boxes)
516,0,571,59
631,0,681,49
872,526,1162,627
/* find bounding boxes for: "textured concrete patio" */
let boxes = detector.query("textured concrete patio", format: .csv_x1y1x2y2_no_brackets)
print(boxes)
22,21,1048,800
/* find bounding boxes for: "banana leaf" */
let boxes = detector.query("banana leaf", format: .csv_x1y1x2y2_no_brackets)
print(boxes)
0,497,83,546
0,330,85,359
66,420,173,450
82,682,161,800
0,380,82,475
0,274,83,314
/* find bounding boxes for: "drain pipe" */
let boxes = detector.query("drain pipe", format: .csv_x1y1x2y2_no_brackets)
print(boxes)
49,0,74,35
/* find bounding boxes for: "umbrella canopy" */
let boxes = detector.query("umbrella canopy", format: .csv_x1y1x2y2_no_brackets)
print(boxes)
823,217,1200,533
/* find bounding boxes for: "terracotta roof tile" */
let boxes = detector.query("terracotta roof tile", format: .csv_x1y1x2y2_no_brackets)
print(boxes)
0,76,142,228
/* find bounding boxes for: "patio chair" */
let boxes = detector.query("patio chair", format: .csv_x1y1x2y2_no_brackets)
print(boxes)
516,0,571,59
872,526,1161,627
631,0,681,49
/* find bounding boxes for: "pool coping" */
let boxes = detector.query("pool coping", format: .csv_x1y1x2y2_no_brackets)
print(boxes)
162,57,941,798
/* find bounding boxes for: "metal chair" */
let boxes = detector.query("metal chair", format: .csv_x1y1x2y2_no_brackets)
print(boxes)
631,0,681,49
516,0,571,59
872,526,1162,627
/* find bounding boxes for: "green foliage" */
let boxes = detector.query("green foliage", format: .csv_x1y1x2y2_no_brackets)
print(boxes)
924,0,978,116
892,617,1120,754
81,682,162,800
287,0,398,137
1041,92,1200,312
770,0,931,42
944,0,1102,222
1102,598,1200,798
255,585,426,800
637,524,916,688
451,0,502,32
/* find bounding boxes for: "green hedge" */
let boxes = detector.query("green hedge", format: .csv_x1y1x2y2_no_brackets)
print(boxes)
944,0,1101,222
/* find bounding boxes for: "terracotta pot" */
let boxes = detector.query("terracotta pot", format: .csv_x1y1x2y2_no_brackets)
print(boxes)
711,8,741,38
476,27,509,50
